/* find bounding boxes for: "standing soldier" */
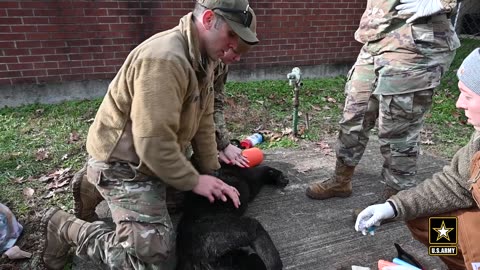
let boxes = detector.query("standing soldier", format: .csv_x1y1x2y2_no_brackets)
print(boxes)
306,0,460,203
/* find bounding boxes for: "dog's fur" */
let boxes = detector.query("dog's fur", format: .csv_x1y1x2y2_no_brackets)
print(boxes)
176,164,289,270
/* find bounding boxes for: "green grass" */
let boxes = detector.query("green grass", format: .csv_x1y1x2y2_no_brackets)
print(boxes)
0,100,101,217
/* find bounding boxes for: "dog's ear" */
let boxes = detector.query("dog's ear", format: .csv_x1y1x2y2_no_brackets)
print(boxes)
266,167,289,187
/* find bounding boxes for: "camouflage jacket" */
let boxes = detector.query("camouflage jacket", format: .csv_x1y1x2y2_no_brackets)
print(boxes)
390,131,480,220
213,62,231,151
355,0,457,43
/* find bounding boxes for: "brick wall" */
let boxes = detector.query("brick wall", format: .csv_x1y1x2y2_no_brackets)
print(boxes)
0,0,366,86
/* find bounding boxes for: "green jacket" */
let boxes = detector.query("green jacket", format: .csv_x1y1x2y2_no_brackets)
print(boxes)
86,13,220,191
390,131,480,220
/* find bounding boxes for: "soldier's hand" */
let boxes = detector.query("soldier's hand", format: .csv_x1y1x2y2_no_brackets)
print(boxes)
193,174,241,208
219,144,249,168
396,0,445,24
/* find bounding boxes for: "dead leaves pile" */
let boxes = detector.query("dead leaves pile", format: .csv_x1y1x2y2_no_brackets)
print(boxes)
314,141,333,156
38,168,73,199
257,128,301,143
15,167,74,201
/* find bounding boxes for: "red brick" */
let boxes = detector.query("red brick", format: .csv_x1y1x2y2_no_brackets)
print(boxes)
96,16,119,24
25,33,50,40
0,71,22,78
34,62,58,69
4,48,32,56
11,77,36,84
38,75,61,84
0,56,19,63
71,67,94,74
16,40,42,48
0,17,22,25
82,60,104,66
0,41,15,49
0,2,19,8
7,9,34,16
43,54,68,62
22,69,46,76
8,63,33,70
0,78,11,85
19,55,43,62
58,61,82,68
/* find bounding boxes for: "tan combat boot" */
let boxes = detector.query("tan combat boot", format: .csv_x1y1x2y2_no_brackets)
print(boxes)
306,159,355,200
41,207,89,270
71,165,104,222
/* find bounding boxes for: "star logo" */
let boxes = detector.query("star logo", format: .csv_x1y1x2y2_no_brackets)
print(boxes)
433,220,454,242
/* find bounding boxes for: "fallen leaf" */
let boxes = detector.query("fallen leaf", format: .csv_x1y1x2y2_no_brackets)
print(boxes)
42,190,55,199
297,126,306,135
35,108,44,115
35,148,49,161
327,97,337,103
315,141,333,156
68,131,80,144
38,175,53,182
23,187,34,198
311,105,322,111
61,154,69,160
2,246,32,259
15,165,22,170
421,139,435,145
47,177,70,190
282,128,293,136
12,177,26,184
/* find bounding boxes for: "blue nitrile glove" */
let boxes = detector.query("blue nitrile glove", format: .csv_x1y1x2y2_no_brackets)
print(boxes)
396,0,445,23
355,202,395,235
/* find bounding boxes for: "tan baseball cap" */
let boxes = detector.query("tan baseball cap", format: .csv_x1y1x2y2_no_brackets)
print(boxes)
197,0,259,45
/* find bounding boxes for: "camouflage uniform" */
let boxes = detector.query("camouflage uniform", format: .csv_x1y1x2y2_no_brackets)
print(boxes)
75,159,176,270
187,61,231,158
337,0,460,190
213,62,232,151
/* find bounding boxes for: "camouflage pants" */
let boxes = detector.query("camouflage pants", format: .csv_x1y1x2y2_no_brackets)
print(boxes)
337,42,455,190
75,159,176,270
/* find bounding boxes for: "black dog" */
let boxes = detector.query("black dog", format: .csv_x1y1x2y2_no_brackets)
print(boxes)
176,164,289,270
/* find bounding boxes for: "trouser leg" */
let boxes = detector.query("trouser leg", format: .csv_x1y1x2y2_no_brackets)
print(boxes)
377,89,433,190
75,160,176,270
336,45,378,167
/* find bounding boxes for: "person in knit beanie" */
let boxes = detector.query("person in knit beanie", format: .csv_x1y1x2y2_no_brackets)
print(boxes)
355,48,480,270
458,48,480,97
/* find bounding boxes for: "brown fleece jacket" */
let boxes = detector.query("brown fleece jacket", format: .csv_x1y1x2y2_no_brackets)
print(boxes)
86,13,220,191
389,131,480,220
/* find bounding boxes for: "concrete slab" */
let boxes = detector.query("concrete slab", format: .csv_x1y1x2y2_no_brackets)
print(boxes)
72,137,449,269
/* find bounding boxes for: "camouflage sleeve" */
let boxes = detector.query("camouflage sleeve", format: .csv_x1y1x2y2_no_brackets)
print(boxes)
440,0,457,13
213,63,231,151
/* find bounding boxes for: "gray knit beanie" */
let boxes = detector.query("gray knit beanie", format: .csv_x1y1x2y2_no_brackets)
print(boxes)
457,48,480,95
